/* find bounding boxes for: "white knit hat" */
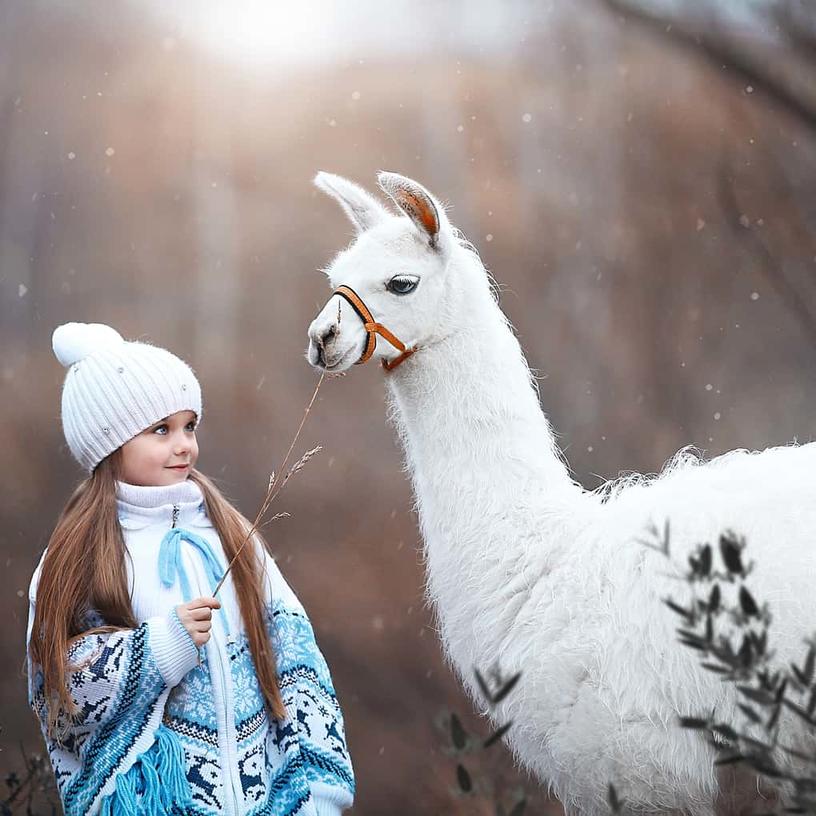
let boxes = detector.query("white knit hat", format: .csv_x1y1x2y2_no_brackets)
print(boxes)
52,322,203,472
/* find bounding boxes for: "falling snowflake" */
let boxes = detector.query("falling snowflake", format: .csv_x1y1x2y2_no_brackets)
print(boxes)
351,90,361,100
522,112,532,123
68,152,76,160
18,284,27,298
105,147,115,157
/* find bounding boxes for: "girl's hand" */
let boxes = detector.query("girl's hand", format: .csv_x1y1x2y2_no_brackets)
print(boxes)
175,596,221,647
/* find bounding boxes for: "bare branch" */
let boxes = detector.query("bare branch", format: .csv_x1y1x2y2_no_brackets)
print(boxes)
595,0,816,134
716,155,816,351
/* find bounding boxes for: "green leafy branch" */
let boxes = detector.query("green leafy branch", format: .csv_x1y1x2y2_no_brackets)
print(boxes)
610,527,816,815
438,667,528,815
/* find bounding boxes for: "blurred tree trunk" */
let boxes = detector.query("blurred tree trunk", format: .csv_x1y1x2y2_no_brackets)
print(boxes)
192,52,239,384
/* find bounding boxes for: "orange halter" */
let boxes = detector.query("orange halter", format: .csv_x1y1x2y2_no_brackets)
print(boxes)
333,285,417,372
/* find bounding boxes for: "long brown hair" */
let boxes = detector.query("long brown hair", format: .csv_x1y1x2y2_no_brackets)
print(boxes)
29,453,285,738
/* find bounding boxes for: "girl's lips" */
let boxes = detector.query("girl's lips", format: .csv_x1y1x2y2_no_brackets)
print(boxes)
168,465,189,470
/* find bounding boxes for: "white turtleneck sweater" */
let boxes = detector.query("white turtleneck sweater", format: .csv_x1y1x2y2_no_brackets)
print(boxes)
26,478,355,816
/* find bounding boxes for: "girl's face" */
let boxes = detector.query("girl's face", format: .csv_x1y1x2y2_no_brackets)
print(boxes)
120,410,199,486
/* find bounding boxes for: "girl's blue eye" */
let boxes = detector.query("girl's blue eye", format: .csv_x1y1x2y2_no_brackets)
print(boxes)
150,420,195,434
386,275,419,295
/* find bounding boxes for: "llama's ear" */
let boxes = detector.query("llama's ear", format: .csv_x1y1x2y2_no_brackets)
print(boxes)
314,172,389,234
377,172,448,251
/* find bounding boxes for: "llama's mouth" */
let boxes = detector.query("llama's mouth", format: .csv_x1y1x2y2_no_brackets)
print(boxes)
322,345,357,371
310,342,358,372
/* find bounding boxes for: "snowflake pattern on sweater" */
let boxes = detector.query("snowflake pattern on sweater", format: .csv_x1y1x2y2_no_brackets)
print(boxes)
26,479,355,816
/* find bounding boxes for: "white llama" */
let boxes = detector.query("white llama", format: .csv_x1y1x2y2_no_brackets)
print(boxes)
305,171,816,815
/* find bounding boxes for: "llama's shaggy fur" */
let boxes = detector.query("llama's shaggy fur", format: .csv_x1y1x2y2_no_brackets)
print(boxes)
307,172,816,815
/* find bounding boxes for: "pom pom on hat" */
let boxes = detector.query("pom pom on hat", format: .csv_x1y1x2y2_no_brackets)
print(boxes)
52,322,125,367
52,322,202,472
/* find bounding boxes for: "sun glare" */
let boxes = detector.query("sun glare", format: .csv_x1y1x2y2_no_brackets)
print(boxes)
160,0,339,68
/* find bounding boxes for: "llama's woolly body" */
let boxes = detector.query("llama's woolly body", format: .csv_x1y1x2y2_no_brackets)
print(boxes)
386,249,816,814
309,172,816,815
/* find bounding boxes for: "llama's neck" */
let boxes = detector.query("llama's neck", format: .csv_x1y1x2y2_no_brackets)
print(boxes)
386,249,587,672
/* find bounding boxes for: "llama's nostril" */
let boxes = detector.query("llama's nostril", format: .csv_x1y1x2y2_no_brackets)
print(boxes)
321,324,338,347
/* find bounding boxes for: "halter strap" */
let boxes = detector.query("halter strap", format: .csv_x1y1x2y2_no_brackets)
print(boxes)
333,285,417,371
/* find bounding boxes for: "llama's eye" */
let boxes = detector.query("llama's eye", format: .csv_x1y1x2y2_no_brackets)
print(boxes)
386,275,419,295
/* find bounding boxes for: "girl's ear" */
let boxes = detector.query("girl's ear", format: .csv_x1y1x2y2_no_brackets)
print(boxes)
377,171,451,253
314,172,390,234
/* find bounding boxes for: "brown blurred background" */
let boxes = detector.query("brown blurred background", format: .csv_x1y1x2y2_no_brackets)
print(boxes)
2,1,816,813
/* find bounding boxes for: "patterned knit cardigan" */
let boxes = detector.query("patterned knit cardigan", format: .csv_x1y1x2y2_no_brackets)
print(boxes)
25,479,355,816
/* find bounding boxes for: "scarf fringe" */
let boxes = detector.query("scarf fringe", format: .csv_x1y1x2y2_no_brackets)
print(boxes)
99,724,193,815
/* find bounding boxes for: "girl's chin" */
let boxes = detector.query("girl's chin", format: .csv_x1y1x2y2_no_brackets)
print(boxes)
121,466,194,486
161,468,190,483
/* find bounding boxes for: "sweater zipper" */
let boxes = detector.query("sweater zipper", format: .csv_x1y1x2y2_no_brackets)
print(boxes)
171,504,179,529
211,625,243,813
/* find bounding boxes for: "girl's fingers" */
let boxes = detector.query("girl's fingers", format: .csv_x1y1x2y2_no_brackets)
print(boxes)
188,596,221,610
176,598,219,646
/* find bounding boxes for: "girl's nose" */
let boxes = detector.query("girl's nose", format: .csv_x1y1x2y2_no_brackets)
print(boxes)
174,436,190,455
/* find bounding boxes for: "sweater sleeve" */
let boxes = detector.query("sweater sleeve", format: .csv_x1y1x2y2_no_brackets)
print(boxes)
260,552,355,813
26,556,199,816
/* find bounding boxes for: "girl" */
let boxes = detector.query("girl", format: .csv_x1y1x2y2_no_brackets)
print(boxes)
26,322,355,816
